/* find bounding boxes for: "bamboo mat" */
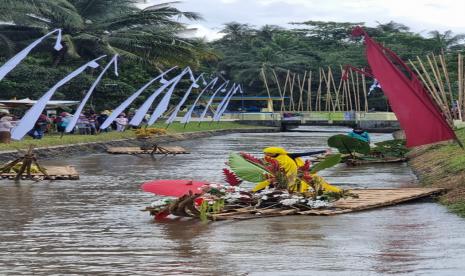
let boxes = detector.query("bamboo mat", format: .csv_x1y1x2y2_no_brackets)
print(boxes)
1,166,79,180
211,188,446,220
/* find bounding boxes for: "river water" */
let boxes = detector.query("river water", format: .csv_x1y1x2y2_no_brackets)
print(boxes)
1,127,465,275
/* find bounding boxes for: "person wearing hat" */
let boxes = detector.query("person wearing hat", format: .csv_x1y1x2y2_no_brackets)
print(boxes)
253,147,341,193
97,110,111,132
0,115,15,143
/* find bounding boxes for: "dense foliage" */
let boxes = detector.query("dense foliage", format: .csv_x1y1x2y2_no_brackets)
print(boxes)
206,21,465,111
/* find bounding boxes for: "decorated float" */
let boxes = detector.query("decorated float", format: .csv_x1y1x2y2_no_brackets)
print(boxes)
143,150,444,221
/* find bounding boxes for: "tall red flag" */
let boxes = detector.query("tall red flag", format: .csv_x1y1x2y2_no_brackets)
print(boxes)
353,27,457,148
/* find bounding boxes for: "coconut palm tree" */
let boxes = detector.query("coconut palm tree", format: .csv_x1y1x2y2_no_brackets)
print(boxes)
428,30,465,50
0,0,205,66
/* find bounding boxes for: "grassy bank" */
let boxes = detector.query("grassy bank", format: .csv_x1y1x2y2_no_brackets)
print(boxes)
0,122,260,151
408,128,465,217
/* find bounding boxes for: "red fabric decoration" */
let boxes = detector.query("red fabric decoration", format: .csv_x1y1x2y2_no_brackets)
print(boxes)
355,27,457,147
351,26,367,37
141,179,207,197
155,210,170,221
222,168,242,186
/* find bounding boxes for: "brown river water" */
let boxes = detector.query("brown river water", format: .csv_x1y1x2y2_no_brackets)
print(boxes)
1,127,465,275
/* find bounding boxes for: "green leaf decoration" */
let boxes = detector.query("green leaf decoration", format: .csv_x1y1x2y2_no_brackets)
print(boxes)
327,134,371,155
372,139,408,157
310,154,342,174
228,153,268,183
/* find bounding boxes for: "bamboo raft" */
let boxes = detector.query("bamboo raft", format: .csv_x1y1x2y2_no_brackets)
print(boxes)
0,166,79,180
346,157,407,166
107,146,189,155
209,188,446,220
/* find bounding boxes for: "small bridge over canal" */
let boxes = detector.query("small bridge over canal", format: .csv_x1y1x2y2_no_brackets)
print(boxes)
222,111,401,132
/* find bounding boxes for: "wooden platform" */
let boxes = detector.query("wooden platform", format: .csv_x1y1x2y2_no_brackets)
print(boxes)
210,188,446,220
106,146,189,155
0,166,79,180
346,157,407,166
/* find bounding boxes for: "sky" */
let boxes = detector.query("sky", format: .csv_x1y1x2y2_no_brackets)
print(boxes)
141,0,465,40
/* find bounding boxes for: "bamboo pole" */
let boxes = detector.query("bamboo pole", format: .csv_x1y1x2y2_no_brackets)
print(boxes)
339,66,346,111
341,80,346,111
439,54,454,107
428,54,449,108
417,56,454,124
414,57,445,109
345,76,353,111
261,68,272,99
409,59,436,97
307,71,312,112
459,53,465,120
289,73,296,111
321,68,330,112
329,67,342,112
271,69,284,112
350,69,357,111
297,71,307,112
316,68,323,111
362,72,368,112
412,58,445,106
460,53,465,121
355,72,361,113
282,70,290,112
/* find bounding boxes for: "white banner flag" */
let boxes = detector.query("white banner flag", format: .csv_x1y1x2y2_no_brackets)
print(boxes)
0,29,62,81
99,66,177,130
147,69,198,125
180,78,225,124
165,73,208,125
66,55,119,132
11,56,105,140
130,67,195,126
213,83,238,120
199,82,234,122
214,85,241,121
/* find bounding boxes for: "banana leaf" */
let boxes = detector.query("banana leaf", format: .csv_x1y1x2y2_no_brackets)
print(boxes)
327,134,370,155
310,154,341,174
372,139,407,157
228,153,267,183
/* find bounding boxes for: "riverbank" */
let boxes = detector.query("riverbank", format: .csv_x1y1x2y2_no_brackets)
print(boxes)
408,128,465,217
0,122,277,161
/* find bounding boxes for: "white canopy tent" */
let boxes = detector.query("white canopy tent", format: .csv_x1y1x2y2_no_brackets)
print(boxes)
0,98,79,109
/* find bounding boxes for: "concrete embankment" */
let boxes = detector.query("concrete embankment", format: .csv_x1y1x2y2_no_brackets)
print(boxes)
0,128,278,162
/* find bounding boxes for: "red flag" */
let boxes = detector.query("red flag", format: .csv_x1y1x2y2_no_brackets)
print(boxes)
353,27,457,147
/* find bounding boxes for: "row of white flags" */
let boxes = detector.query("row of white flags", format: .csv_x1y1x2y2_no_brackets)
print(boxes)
0,29,242,140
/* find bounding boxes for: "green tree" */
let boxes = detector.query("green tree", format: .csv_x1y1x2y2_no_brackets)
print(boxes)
0,0,204,66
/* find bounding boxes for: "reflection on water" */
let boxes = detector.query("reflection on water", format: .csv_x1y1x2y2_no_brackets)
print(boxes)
1,128,465,275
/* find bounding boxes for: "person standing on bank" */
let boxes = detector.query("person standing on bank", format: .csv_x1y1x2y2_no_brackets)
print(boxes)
0,115,16,143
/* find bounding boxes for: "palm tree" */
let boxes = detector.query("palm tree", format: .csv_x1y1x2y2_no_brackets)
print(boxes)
220,22,254,41
428,30,465,50
376,21,410,33
0,0,205,66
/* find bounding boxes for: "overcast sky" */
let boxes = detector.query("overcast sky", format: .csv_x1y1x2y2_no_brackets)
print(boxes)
142,0,465,40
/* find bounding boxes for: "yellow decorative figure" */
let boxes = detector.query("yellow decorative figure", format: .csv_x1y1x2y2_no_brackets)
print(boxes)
254,147,341,193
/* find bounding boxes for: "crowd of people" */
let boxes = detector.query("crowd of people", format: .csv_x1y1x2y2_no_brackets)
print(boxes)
0,108,139,144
